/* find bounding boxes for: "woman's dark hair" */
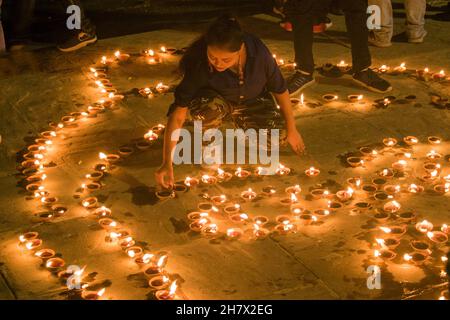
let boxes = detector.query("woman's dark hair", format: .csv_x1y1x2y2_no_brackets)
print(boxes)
177,14,244,75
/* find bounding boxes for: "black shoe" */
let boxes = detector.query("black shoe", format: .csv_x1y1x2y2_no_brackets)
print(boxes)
287,71,315,97
352,68,392,93
58,32,97,52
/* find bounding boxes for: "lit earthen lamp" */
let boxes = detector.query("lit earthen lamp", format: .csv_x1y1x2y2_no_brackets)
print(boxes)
202,223,219,237
262,186,276,197
223,204,241,215
433,183,450,195
427,136,442,145
35,249,56,261
336,187,354,202
280,193,298,206
46,257,66,272
403,136,419,146
410,240,430,254
197,202,214,213
201,174,217,185
310,188,330,200
94,206,112,217
383,138,397,148
415,220,434,233
378,168,394,179
254,166,269,176
135,253,155,267
149,275,170,290
173,183,188,193
348,94,364,103
275,220,297,235
187,212,209,222
184,177,199,188
347,156,364,168
189,218,210,232
362,184,377,197
403,253,428,266
19,232,39,245
374,249,397,261
275,163,291,176
359,147,378,160
383,184,401,196
416,67,430,81
24,239,42,252
81,288,106,300
118,147,134,158
235,167,250,179
379,225,407,238
372,178,387,189
216,168,232,182
155,280,178,300
337,60,350,72
98,218,118,230
376,238,400,250
119,236,136,249
226,228,243,240
427,231,448,245
322,94,338,103
114,50,130,62
126,246,143,259
433,70,446,81
82,197,98,209
313,209,331,220
230,213,250,223
156,190,175,200
373,210,390,223
299,214,316,226
426,150,442,161
253,223,270,240
407,184,424,194
397,211,416,223
383,200,401,213
240,188,257,201
211,195,227,207
305,166,320,177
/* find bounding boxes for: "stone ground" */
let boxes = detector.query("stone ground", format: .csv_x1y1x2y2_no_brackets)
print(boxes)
0,5,450,300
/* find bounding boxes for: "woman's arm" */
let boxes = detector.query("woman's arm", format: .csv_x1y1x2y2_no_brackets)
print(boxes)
155,106,188,188
272,90,306,155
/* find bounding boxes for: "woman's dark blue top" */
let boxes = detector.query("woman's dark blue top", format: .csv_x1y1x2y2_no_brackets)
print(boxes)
167,33,287,116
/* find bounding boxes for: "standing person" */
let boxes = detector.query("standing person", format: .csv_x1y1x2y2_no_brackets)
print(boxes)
57,0,97,52
155,15,306,189
368,0,427,47
0,0,5,53
284,0,392,95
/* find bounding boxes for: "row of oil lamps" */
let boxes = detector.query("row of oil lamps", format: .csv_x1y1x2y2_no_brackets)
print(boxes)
18,50,182,300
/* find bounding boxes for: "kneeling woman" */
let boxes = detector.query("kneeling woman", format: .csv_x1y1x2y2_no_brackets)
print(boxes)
156,15,305,188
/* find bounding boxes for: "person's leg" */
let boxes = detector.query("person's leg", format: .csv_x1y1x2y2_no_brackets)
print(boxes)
404,0,426,43
284,0,316,96
0,0,5,52
57,0,97,52
341,0,372,73
8,0,35,46
368,0,393,47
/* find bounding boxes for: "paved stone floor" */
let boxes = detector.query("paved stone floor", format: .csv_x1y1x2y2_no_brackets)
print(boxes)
0,9,449,300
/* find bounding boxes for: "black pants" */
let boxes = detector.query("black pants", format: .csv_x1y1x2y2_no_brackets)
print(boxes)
286,0,371,74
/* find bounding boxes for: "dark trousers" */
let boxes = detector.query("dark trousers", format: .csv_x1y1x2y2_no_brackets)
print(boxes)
286,0,371,74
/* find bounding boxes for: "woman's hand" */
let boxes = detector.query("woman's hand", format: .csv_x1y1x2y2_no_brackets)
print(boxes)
155,163,174,189
287,128,306,155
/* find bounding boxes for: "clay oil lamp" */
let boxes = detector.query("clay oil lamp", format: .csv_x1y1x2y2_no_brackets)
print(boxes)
119,236,136,249
19,232,39,244
275,163,291,176
84,182,102,194
211,195,227,207
235,167,250,179
156,190,175,200
383,200,401,213
275,220,297,235
226,228,243,240
376,238,400,250
230,213,250,224
299,214,315,226
404,136,419,146
126,246,143,259
378,168,394,179
383,184,401,196
373,249,397,261
26,183,43,194
224,204,241,215
392,159,408,172
280,193,298,206
187,212,209,221
202,223,219,237
240,188,257,202
189,218,210,232
201,174,217,185
362,184,378,196
144,130,159,142
37,212,54,222
24,239,42,252
397,211,416,223
423,162,440,173
322,94,338,103
216,168,232,182
118,147,134,158
105,153,121,164
426,150,442,161
416,67,430,81
373,211,390,224
305,166,320,177
173,183,188,193
139,87,153,98
383,138,397,148
252,223,270,239
347,177,362,189
403,253,428,266
149,275,170,290
433,183,450,195
394,150,413,160
262,186,277,197
415,220,434,233
313,209,331,219
155,280,178,300
378,65,390,73
427,231,448,244
310,188,330,200
336,187,354,202
253,216,269,227
108,92,124,102
374,191,390,202
327,201,342,211
285,185,301,195
254,166,270,176
197,202,214,213
410,240,431,253
337,60,350,72
82,197,98,209
46,257,65,272
114,50,130,62
393,62,406,73
347,156,364,168
184,176,199,188
81,288,106,300
135,253,155,267
379,225,407,238
35,249,56,261
372,178,387,189
441,224,450,235
428,136,442,145
98,218,118,230
359,147,378,160
354,202,371,211
290,204,305,216
433,70,446,81
155,82,170,94
93,206,112,218
407,183,424,194
41,196,58,208
348,94,364,103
